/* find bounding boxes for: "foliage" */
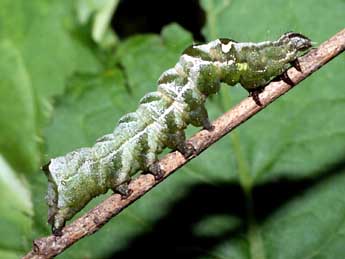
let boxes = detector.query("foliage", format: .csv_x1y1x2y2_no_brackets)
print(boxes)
0,0,344,258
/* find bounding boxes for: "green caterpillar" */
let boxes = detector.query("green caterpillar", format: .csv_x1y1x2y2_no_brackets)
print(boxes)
43,32,311,234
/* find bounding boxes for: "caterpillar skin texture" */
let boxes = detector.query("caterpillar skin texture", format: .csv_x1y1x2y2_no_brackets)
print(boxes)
44,32,311,234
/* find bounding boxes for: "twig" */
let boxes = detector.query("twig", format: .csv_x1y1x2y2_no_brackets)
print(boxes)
23,29,345,259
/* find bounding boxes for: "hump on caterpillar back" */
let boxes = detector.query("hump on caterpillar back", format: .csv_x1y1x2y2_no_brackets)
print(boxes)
182,42,213,61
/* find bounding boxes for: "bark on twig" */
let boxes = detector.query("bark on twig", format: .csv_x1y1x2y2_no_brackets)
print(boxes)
23,29,345,259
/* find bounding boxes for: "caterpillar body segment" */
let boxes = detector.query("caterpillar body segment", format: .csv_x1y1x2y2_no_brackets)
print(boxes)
44,32,311,234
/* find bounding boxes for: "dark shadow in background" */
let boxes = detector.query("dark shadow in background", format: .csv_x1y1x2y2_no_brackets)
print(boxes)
253,159,345,222
108,158,345,259
112,0,206,42
111,183,246,259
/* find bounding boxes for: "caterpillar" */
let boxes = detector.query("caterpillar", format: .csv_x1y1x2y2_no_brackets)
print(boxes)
43,32,311,235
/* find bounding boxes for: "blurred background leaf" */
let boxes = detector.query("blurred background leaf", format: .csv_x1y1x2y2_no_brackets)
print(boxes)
0,0,344,258
76,0,119,48
0,156,32,258
0,40,38,174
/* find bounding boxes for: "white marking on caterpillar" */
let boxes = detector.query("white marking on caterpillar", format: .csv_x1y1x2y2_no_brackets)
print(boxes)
193,39,221,53
221,42,233,53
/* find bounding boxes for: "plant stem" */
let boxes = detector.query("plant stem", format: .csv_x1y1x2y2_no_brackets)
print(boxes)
246,190,266,259
219,88,252,193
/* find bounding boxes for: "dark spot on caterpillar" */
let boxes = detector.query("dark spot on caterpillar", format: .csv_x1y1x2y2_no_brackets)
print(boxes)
182,44,213,61
219,38,238,44
41,160,51,174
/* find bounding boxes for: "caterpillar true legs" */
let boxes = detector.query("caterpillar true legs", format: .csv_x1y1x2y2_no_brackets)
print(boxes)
43,32,312,234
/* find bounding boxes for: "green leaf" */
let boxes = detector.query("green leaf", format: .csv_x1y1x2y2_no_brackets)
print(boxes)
0,40,38,173
0,0,102,126
115,23,193,99
44,69,129,157
206,172,345,259
76,0,119,47
262,172,345,259
0,155,33,254
0,251,22,259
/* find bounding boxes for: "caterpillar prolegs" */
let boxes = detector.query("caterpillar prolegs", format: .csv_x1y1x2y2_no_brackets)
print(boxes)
43,32,312,234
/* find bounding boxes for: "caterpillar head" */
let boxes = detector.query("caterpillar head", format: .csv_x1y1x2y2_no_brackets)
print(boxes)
238,32,312,89
279,32,312,51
